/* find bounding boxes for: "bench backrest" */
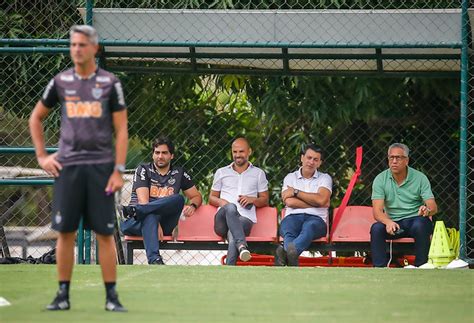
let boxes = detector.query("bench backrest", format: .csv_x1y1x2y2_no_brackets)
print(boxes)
177,205,223,241
330,206,374,242
247,206,278,242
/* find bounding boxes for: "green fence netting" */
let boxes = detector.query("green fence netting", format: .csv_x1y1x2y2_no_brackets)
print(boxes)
0,0,470,265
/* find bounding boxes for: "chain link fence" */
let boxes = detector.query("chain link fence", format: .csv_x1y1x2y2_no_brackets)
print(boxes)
1,0,471,265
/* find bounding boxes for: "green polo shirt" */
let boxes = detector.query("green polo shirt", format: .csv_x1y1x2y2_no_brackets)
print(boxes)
371,166,434,221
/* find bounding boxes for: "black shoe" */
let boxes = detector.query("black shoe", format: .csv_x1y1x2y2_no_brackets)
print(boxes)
238,245,251,262
122,205,137,219
274,245,287,266
46,290,70,311
105,292,127,312
287,243,299,267
151,257,165,265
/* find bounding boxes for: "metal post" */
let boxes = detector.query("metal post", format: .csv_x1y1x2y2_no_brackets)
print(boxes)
84,229,92,264
459,0,469,260
77,219,84,264
86,0,94,26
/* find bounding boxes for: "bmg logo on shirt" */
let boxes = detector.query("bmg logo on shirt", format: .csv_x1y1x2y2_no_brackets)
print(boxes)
65,101,102,118
150,185,175,198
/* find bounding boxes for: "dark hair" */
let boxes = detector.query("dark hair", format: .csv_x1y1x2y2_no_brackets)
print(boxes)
301,143,324,160
152,136,175,155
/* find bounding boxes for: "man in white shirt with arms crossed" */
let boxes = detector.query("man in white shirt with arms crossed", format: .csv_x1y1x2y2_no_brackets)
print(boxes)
276,144,332,267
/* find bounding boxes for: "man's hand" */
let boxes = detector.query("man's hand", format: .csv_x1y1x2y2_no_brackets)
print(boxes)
418,205,431,217
281,186,295,201
385,221,400,235
182,204,197,217
105,171,124,194
38,153,62,177
238,195,255,209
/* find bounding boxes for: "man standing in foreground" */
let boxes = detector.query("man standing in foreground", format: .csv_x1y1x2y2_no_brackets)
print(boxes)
371,143,437,267
209,138,269,265
29,25,128,311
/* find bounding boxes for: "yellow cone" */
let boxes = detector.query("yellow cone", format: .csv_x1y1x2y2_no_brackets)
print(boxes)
428,221,455,267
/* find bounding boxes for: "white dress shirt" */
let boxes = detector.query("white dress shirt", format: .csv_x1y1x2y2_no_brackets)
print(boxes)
211,163,268,223
282,168,332,222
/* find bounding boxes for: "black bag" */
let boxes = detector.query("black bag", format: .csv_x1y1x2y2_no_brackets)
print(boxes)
0,248,56,264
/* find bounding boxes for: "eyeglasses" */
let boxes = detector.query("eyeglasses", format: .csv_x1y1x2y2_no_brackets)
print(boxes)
388,155,407,161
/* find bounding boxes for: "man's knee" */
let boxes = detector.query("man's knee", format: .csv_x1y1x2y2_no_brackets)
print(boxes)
222,203,238,214
307,220,326,238
411,217,433,236
280,217,296,236
370,222,386,237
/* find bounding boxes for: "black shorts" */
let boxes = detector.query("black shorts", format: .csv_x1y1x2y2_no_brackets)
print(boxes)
51,163,115,235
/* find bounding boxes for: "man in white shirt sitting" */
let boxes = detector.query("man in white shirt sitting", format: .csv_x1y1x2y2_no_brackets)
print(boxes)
276,144,332,266
209,138,269,265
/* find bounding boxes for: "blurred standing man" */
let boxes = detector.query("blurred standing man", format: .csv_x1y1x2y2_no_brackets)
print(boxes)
210,138,269,265
29,25,128,312
371,143,437,267
276,144,332,266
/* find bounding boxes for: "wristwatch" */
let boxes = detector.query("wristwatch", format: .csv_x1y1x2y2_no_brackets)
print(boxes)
293,189,300,197
114,164,126,174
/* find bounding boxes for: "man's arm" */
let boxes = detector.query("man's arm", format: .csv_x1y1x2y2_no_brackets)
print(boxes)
282,187,331,208
238,191,269,208
29,101,62,177
284,197,313,208
182,186,203,217
135,187,150,205
372,199,398,235
105,110,128,193
419,198,437,217
209,190,229,208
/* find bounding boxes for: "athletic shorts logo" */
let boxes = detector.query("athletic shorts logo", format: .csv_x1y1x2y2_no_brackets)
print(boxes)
107,223,114,229
92,88,103,99
55,211,62,224
65,89,77,95
168,178,176,185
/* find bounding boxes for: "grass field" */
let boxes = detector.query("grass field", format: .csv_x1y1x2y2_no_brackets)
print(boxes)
0,265,472,323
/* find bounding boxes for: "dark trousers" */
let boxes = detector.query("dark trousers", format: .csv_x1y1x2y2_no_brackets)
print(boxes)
280,213,327,255
370,216,433,267
214,203,253,265
137,195,185,264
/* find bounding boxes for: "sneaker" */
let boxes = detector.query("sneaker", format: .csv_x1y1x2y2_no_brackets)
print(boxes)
286,243,299,267
151,257,165,265
238,245,251,262
46,290,70,311
122,205,137,219
105,292,127,312
274,245,287,266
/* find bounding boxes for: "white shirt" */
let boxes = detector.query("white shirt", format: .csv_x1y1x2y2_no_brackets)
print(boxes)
282,168,333,222
211,163,268,223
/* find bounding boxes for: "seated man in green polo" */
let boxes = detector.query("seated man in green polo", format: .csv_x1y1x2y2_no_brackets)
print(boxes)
371,143,437,267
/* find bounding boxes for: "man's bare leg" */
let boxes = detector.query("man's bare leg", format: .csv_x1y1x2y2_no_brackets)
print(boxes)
96,234,127,312
46,231,76,310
